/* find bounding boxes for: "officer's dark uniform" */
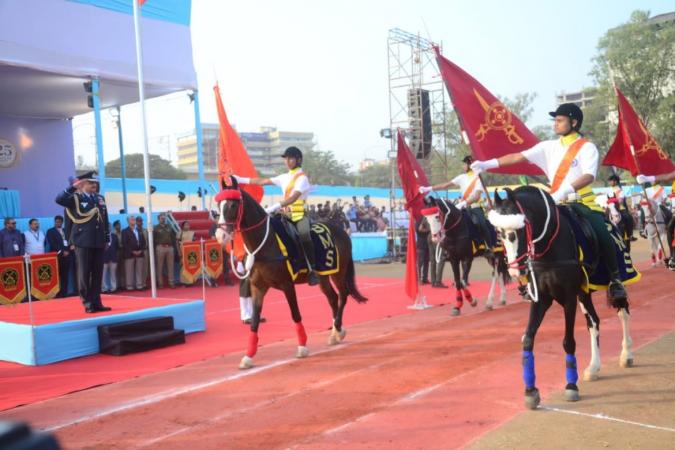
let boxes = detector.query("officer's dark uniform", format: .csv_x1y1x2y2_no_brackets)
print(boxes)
55,172,111,312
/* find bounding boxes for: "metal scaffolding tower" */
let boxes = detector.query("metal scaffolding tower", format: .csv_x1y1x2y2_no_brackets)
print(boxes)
385,28,449,258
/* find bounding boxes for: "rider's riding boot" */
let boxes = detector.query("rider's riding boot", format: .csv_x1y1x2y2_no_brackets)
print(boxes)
307,270,320,286
608,271,628,303
300,240,320,286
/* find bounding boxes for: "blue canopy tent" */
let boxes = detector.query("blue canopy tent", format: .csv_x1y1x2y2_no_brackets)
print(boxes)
0,0,204,218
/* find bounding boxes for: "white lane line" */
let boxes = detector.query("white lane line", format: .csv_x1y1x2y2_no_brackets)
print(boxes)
42,330,397,433
137,355,409,448
542,406,675,433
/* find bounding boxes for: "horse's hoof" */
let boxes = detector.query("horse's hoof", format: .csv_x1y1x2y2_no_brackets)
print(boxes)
583,370,599,382
500,299,506,306
470,299,478,307
485,304,493,311
328,333,339,346
451,307,460,316
338,329,347,342
565,389,580,402
620,358,634,368
239,356,254,370
296,346,309,358
524,388,540,410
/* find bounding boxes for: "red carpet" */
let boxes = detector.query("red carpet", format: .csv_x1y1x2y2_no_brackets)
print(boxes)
0,296,200,326
0,277,512,411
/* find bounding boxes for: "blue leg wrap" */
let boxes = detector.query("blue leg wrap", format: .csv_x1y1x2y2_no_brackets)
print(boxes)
566,354,578,385
522,350,535,389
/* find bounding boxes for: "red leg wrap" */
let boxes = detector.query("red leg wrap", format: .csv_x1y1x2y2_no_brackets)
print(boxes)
455,289,464,308
246,332,259,358
295,322,308,346
463,288,473,303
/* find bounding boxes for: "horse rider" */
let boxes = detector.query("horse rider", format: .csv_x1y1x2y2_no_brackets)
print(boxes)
470,103,628,302
232,146,319,286
419,155,496,251
607,173,636,242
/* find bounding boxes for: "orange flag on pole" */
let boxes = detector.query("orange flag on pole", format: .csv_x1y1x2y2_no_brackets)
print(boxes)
214,84,264,260
603,87,675,176
433,47,543,176
404,212,419,301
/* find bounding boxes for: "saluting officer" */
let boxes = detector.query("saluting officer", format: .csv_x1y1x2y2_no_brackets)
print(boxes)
55,171,111,313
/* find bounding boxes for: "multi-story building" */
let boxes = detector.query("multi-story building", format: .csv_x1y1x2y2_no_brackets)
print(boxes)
555,88,597,109
176,125,315,178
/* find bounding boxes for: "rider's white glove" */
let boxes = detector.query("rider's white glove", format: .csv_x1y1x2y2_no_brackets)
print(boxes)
232,174,251,184
551,182,575,204
419,186,433,194
636,174,655,184
470,158,499,175
264,202,282,214
455,200,467,210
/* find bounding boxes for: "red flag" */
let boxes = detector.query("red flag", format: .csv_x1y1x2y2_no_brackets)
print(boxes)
433,47,543,176
404,212,418,301
397,130,429,220
214,84,264,202
603,87,675,176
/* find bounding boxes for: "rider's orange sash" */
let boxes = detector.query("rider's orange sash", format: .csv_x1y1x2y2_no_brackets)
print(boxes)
284,171,305,199
550,138,588,193
462,176,479,201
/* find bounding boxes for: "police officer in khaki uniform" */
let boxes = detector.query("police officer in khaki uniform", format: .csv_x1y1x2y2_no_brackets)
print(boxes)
55,171,111,313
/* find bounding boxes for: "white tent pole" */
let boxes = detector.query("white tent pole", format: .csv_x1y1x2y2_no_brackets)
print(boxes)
132,0,157,298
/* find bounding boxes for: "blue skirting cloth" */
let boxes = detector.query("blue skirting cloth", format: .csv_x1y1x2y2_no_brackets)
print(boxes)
0,190,20,218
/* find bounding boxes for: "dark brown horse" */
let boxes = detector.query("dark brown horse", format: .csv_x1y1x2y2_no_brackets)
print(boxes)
215,179,368,369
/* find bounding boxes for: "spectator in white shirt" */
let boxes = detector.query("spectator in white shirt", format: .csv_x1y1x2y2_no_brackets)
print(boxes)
24,218,46,256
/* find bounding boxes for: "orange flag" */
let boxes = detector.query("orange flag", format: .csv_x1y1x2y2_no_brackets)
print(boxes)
404,212,419,301
214,84,264,260
603,87,675,176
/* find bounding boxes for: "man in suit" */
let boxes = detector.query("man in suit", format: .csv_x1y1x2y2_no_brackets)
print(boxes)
0,217,25,257
46,215,73,298
122,215,146,290
55,172,111,313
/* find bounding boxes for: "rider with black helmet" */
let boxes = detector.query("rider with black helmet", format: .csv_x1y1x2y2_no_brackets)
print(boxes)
471,103,630,302
232,146,320,286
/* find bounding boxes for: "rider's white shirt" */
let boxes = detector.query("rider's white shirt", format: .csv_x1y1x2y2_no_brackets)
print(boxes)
450,172,484,198
646,185,667,204
270,169,311,199
521,137,599,185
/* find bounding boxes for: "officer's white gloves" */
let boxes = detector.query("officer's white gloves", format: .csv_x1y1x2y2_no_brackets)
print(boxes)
264,202,282,214
470,159,499,175
636,174,655,184
551,182,575,204
419,186,434,194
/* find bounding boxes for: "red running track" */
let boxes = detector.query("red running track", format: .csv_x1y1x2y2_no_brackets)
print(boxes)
0,276,507,411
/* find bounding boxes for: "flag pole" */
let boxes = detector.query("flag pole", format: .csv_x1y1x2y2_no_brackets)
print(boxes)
132,0,157,298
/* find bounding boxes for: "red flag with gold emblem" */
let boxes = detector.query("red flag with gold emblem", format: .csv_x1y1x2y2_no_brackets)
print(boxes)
433,47,543,176
397,130,429,220
30,253,60,300
180,241,203,285
0,256,26,305
203,239,223,279
603,87,675,176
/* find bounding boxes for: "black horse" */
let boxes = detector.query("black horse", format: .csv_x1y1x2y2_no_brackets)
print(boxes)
489,186,634,410
215,179,368,369
422,197,510,316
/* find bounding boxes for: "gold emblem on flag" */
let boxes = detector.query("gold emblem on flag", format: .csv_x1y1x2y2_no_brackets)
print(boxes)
637,121,669,160
473,89,524,145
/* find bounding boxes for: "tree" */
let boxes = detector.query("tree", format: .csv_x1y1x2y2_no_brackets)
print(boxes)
301,148,354,185
588,10,675,163
355,163,391,188
105,153,187,179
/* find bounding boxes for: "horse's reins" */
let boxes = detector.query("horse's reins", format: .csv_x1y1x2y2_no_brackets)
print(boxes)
215,188,272,280
502,188,561,303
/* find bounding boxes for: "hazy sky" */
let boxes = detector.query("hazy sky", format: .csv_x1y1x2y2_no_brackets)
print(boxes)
75,0,673,170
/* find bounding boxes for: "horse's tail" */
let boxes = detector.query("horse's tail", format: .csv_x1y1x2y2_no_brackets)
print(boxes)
346,257,368,303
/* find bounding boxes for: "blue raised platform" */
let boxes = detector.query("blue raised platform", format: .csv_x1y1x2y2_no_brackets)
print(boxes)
0,296,205,366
